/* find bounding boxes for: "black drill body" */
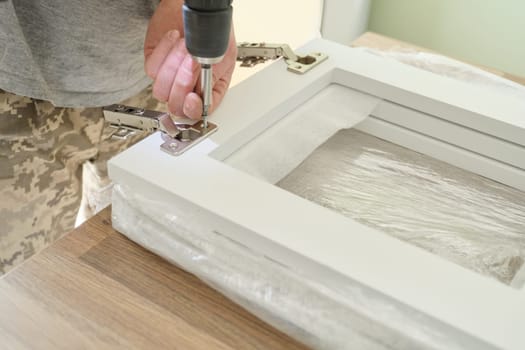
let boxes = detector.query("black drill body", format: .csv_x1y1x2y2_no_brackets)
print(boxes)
183,0,233,62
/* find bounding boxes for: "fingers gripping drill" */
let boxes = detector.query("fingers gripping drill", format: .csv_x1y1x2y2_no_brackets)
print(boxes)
183,0,233,128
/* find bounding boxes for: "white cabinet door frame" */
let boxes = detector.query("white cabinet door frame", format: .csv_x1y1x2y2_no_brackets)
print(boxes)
109,39,525,349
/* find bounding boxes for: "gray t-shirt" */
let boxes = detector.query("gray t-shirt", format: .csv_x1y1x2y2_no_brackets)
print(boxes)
0,0,158,107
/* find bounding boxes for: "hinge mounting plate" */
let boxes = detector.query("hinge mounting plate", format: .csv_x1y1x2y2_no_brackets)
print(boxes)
237,42,328,74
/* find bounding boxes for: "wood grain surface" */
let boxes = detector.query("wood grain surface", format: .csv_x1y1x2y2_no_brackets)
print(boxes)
0,207,309,350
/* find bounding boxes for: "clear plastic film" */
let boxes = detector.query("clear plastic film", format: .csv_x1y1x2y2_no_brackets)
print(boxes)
225,84,381,184
112,184,494,350
278,129,525,285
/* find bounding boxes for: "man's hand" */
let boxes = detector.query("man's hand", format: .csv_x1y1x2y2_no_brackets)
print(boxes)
144,0,237,119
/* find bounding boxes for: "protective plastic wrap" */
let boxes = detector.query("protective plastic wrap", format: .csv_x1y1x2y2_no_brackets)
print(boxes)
278,129,525,285
225,84,381,183
112,184,493,350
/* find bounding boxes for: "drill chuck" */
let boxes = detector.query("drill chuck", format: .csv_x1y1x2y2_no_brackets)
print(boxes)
183,0,233,63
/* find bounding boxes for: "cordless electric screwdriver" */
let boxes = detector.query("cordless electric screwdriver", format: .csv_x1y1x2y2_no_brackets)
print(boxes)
183,0,233,128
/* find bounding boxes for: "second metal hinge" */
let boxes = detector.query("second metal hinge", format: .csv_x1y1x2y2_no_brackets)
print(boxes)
237,42,328,74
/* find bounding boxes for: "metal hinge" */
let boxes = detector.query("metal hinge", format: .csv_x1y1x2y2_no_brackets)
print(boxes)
103,104,217,156
237,42,328,74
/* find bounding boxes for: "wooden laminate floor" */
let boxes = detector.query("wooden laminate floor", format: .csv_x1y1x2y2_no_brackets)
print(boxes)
0,207,308,350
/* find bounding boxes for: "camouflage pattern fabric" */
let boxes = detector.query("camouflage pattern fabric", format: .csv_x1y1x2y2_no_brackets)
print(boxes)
0,86,166,274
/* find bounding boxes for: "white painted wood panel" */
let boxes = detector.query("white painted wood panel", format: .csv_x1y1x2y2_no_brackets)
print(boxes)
371,100,525,170
110,39,525,349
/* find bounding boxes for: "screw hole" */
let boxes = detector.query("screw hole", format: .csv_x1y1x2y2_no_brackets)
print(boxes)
297,55,316,65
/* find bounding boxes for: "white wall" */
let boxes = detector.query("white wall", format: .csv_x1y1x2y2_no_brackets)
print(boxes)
231,1,371,85
322,0,371,45
233,0,323,49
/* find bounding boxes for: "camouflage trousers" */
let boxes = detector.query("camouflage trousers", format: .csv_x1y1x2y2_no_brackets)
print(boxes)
0,86,166,275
